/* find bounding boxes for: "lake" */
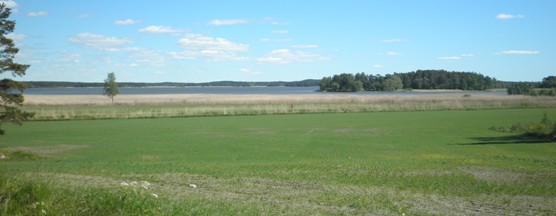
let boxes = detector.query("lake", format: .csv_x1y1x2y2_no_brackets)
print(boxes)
22,86,508,95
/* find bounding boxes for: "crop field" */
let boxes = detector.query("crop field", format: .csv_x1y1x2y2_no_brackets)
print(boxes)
1,107,555,215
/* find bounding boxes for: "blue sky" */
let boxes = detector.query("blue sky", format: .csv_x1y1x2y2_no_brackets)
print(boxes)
4,0,555,82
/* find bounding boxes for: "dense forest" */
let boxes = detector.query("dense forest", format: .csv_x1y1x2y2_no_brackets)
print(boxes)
23,79,320,88
319,70,503,92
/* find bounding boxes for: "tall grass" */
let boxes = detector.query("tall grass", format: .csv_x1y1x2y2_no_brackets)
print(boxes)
24,94,556,120
0,174,177,215
24,93,552,106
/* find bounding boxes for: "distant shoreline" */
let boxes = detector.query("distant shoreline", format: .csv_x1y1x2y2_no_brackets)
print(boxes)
22,80,321,89
22,86,508,96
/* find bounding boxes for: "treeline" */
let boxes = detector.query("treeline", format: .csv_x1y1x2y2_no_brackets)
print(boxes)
319,70,503,92
23,79,320,88
506,76,556,96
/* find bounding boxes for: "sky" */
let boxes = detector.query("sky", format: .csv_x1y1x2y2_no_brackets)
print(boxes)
3,0,555,82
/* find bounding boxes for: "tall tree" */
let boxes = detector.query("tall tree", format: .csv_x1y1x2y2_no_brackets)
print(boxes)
382,75,403,91
0,4,33,135
540,76,556,88
104,72,119,103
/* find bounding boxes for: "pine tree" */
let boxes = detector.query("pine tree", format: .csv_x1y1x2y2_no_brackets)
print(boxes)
0,4,33,135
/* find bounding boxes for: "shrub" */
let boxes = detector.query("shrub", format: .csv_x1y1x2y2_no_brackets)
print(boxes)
496,113,556,140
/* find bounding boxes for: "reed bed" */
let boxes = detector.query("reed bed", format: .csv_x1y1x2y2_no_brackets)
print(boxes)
23,94,556,120
24,93,531,105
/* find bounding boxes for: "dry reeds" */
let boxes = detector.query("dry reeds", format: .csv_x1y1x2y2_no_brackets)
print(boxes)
23,94,556,120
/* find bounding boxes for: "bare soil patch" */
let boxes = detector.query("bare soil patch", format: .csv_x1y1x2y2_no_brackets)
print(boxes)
3,144,87,157
464,167,555,185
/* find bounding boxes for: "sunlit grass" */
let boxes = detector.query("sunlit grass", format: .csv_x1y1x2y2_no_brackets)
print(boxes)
1,108,556,215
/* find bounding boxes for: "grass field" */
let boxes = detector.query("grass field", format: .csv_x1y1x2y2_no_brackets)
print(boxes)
1,107,556,215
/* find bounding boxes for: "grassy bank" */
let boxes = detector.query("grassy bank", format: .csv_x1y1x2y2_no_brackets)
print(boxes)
1,109,556,215
24,94,556,120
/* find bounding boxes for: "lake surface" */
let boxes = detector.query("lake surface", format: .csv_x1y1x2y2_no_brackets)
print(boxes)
23,86,508,95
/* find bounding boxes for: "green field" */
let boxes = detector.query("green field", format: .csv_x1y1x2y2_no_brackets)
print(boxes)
1,108,556,215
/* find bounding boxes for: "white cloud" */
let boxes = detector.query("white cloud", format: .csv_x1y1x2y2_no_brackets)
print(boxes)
373,64,384,69
168,51,196,60
259,38,292,43
272,30,288,34
381,39,410,43
239,67,262,75
69,33,133,51
6,33,26,40
57,52,82,63
271,21,288,25
179,34,248,52
78,14,92,19
292,44,319,49
117,62,140,68
129,49,167,67
27,11,48,17
263,17,289,25
115,19,139,25
176,34,249,61
139,26,183,34
438,53,477,60
0,0,17,8
496,13,524,20
256,57,284,64
171,50,248,61
438,56,462,60
497,50,539,55
256,49,329,64
386,51,401,56
208,19,248,26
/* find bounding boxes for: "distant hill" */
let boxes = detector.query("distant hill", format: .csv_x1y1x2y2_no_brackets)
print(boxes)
23,79,321,88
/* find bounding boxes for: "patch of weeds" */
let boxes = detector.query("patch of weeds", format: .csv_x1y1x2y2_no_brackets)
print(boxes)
0,150,40,161
0,174,50,215
0,174,166,215
79,182,161,215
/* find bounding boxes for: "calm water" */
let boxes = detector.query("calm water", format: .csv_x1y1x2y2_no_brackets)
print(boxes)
22,86,508,95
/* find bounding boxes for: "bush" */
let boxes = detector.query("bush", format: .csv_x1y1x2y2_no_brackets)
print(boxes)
507,82,533,95
527,88,556,97
495,113,556,140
